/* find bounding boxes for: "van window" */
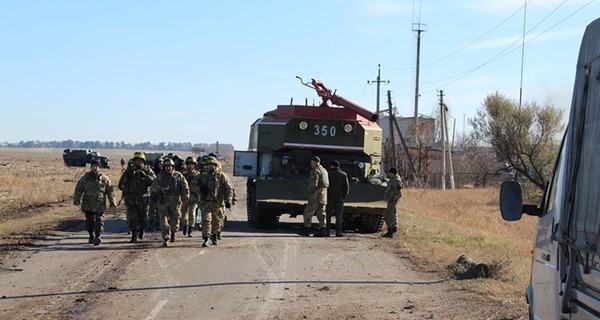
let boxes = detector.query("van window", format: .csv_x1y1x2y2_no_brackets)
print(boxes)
543,133,567,214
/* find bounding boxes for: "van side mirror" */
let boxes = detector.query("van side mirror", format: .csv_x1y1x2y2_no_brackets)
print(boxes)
499,181,541,221
500,181,524,221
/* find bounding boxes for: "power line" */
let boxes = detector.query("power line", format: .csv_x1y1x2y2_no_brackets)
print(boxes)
385,0,533,71
422,0,535,68
421,0,594,93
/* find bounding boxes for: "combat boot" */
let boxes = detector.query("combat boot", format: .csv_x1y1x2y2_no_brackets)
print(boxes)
170,232,176,243
162,239,168,247
299,227,311,237
130,231,138,243
210,234,218,245
88,232,94,244
187,226,193,238
313,228,326,237
182,224,188,236
382,229,394,238
138,228,144,240
93,236,102,246
217,232,222,240
202,237,209,247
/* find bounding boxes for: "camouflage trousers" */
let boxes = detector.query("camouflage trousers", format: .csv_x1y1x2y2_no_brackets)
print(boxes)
384,200,399,229
180,199,199,229
84,211,104,237
303,199,326,229
199,200,224,238
124,195,149,232
148,194,159,229
157,196,182,241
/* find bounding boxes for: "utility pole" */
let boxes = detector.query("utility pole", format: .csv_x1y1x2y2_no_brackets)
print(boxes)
388,90,421,187
439,90,447,190
444,103,455,190
387,90,396,169
413,23,426,132
367,64,389,124
439,90,455,190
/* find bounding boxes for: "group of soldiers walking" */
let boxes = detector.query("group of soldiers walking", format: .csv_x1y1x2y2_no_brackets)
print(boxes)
73,152,234,247
73,152,403,247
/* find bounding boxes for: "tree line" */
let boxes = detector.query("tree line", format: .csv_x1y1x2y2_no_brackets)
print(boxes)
0,140,231,152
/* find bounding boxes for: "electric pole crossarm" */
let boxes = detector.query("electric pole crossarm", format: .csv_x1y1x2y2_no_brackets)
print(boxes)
367,64,389,123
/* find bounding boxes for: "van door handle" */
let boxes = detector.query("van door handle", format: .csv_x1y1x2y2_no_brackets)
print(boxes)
541,253,551,261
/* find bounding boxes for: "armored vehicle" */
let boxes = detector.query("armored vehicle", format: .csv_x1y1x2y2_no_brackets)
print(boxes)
63,149,111,168
234,78,386,232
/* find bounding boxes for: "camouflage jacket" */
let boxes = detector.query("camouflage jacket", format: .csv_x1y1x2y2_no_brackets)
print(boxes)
196,171,233,205
118,165,156,197
151,171,190,202
74,171,116,213
384,174,403,202
308,164,329,202
181,168,201,200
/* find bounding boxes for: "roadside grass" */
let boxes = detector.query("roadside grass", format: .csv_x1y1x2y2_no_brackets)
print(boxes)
395,187,537,306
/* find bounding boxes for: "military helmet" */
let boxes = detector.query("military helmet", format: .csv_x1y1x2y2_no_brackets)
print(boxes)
133,152,146,161
185,156,197,165
206,156,219,166
172,154,181,161
163,158,175,167
200,155,209,164
90,159,102,167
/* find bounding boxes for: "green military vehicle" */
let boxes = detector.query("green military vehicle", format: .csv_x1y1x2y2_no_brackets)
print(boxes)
234,78,387,232
63,149,111,168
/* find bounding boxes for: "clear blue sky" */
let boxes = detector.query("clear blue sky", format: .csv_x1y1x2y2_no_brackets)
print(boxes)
1,0,598,149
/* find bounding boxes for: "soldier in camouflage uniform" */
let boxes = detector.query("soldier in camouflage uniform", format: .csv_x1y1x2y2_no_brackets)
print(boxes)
382,167,403,238
118,152,156,243
74,159,116,246
301,156,329,237
197,156,233,247
180,156,200,237
172,154,184,172
148,157,163,231
151,158,190,247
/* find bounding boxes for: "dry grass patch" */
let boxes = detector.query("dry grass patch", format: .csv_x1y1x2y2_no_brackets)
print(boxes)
394,187,537,305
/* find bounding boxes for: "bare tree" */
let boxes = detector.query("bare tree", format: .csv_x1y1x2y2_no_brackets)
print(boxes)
469,92,564,190
454,134,503,188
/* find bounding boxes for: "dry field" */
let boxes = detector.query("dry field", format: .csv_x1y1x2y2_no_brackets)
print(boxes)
397,187,537,313
0,148,537,316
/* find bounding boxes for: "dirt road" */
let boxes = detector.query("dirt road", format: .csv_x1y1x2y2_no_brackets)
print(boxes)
0,202,521,320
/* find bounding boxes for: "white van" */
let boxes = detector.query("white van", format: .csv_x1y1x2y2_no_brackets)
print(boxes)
500,18,600,319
